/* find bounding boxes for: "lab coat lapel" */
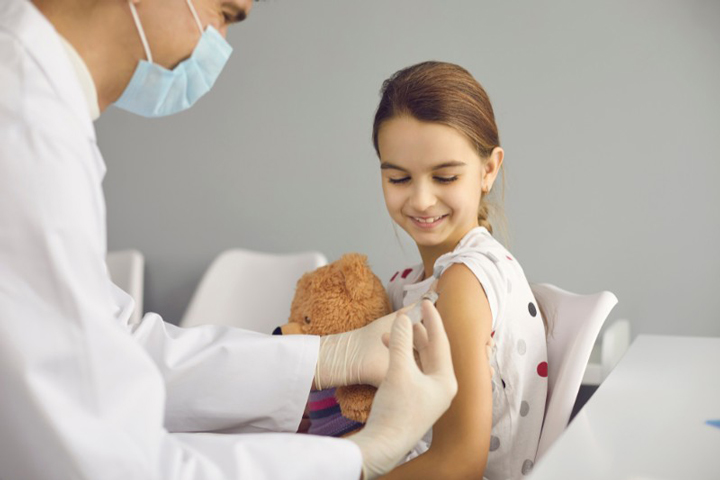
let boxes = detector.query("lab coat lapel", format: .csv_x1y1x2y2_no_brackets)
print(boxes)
0,0,96,142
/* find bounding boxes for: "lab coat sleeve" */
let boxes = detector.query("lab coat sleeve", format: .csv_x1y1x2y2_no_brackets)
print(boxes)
162,432,363,480
129,312,322,434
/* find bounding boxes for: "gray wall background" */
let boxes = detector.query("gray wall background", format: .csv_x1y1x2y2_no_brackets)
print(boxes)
97,0,720,338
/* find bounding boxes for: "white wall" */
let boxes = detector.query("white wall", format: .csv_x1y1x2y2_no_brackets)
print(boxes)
97,0,720,336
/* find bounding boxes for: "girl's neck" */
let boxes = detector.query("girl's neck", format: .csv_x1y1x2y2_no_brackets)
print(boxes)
417,225,478,280
418,244,452,280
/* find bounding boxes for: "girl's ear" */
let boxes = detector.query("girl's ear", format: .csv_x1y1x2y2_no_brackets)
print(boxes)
483,147,504,192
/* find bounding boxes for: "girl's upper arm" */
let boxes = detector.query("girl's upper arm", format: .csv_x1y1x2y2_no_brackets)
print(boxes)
380,262,494,480
429,262,494,472
376,263,492,480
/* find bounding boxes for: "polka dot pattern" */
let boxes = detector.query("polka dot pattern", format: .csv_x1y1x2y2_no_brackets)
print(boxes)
489,436,500,451
517,339,527,355
528,302,537,317
520,401,529,417
537,361,548,377
522,459,534,475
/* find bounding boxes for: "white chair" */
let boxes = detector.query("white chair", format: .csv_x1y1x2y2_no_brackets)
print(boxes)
531,283,618,461
180,249,327,333
582,318,632,385
600,318,631,381
106,249,145,326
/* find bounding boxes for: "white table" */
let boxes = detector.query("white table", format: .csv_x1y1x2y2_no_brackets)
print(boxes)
529,335,720,480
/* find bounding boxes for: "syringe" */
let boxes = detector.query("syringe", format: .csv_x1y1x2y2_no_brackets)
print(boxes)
405,290,440,324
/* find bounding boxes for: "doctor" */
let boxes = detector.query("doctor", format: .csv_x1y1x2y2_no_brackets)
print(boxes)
0,0,459,479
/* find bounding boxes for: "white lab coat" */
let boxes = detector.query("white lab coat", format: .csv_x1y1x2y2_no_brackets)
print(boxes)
0,1,362,478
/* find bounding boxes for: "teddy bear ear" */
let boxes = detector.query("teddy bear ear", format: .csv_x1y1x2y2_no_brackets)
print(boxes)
314,262,343,292
338,253,376,301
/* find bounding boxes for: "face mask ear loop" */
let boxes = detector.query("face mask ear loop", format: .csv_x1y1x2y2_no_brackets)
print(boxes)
185,0,206,34
127,1,153,63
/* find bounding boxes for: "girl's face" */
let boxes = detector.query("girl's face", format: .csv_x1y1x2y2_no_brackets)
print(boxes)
377,116,489,254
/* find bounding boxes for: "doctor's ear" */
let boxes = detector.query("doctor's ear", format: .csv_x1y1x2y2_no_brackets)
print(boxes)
482,147,504,193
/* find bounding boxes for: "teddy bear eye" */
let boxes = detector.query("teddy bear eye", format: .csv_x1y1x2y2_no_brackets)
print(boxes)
304,316,311,324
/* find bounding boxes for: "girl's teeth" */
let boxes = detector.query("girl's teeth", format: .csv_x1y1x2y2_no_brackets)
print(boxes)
416,216,442,223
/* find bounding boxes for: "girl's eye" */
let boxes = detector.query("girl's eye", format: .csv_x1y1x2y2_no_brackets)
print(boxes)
388,177,410,185
435,176,458,184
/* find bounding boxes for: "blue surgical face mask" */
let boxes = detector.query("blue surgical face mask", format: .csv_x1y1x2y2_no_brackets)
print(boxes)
114,0,233,118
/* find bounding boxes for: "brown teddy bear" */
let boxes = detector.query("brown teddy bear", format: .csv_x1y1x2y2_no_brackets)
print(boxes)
277,253,392,436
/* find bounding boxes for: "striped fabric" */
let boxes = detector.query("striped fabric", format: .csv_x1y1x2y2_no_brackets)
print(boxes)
308,387,363,437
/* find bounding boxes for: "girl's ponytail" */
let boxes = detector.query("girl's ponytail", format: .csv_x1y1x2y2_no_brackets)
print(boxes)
477,202,493,234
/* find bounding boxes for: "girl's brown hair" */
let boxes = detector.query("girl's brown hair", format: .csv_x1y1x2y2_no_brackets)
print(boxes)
372,61,502,234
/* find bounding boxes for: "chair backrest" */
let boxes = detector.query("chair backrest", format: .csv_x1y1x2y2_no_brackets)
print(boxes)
531,283,618,461
106,249,145,326
600,318,631,381
180,249,327,333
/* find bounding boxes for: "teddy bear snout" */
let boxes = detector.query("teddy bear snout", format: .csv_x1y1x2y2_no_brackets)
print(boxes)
275,322,304,335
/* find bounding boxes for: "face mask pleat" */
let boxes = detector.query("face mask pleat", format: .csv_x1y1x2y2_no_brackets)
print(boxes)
114,0,233,117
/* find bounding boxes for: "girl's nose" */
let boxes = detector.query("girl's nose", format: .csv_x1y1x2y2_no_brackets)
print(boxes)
409,183,437,212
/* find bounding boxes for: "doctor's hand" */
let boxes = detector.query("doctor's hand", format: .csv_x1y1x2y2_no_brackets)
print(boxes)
314,305,413,390
347,301,457,480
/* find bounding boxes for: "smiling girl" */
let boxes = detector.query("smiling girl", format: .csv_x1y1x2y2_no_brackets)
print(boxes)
374,61,548,480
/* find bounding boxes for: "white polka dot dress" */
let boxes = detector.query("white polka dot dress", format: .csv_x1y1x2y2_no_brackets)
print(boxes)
387,227,548,479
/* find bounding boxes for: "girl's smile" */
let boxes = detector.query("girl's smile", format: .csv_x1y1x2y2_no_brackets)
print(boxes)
409,214,449,230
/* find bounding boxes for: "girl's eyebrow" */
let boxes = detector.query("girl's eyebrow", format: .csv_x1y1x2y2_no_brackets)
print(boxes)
380,162,407,172
380,160,467,172
432,161,466,169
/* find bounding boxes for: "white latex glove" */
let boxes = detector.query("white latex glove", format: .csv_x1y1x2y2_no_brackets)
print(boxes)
347,300,458,480
314,306,410,390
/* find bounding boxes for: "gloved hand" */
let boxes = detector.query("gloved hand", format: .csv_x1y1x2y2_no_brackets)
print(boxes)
314,281,439,391
313,286,494,390
347,300,457,480
314,306,409,390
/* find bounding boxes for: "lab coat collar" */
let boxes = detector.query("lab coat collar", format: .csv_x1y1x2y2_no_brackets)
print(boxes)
0,0,96,141
58,35,101,122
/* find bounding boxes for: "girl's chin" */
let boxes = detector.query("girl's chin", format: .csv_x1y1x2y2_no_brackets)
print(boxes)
408,232,448,248
406,224,477,251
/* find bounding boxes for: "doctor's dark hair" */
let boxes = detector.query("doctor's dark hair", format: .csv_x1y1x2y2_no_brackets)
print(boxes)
371,61,503,234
